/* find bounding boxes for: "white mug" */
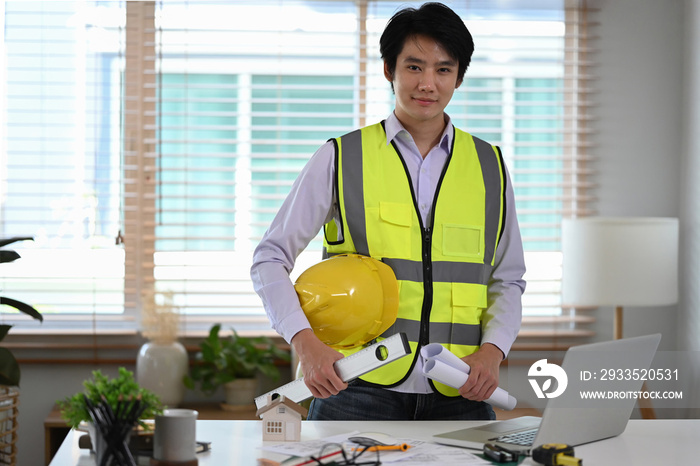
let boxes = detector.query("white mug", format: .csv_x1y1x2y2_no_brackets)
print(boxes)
153,408,198,462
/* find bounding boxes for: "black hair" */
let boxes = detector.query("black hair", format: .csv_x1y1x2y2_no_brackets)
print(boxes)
380,2,474,84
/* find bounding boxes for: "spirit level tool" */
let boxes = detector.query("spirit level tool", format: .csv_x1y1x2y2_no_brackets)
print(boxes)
255,332,411,410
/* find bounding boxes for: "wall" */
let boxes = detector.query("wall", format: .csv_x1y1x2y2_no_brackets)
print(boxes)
680,0,700,417
12,1,697,465
592,0,683,347
593,0,700,421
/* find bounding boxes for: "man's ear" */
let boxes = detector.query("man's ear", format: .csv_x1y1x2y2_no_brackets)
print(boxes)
455,77,463,89
383,61,394,83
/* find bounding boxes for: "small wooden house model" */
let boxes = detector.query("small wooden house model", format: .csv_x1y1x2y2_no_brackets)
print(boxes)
256,395,308,442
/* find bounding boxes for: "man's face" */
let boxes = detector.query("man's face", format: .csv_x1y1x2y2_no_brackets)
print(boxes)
385,34,462,131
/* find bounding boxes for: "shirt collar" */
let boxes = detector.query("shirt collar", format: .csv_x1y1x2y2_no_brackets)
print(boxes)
384,112,454,152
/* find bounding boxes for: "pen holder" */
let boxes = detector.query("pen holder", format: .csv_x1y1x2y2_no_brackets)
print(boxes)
84,395,148,466
91,427,133,466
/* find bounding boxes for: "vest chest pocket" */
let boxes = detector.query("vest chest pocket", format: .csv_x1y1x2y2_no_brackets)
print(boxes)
442,224,483,259
451,283,488,324
368,202,413,257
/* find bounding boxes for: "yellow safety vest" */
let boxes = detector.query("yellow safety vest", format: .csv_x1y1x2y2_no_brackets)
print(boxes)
323,122,506,396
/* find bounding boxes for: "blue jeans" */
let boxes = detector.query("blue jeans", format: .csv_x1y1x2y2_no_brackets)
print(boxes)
307,381,496,421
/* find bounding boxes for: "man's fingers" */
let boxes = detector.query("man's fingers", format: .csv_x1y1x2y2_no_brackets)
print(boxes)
304,364,348,398
305,376,347,399
292,329,348,398
469,382,496,402
459,369,499,401
482,382,497,400
307,382,331,399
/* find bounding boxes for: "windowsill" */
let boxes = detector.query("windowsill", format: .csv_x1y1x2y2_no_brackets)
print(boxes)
3,330,288,365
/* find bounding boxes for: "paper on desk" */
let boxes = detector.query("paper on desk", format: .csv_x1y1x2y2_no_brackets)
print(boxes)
373,438,490,464
384,442,492,465
260,431,420,463
260,431,361,457
260,431,490,465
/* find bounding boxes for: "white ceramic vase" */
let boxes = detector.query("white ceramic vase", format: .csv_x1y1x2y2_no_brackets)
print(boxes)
136,340,188,407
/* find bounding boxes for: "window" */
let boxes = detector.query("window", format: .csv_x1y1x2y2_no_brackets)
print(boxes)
1,1,594,338
1,1,126,331
266,420,282,434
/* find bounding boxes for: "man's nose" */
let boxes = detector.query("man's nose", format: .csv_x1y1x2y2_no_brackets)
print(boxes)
418,72,436,91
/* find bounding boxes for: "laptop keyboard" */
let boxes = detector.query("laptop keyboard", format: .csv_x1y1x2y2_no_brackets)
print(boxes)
492,428,538,446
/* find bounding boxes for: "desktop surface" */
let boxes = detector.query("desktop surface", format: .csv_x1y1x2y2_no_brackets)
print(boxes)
49,418,700,466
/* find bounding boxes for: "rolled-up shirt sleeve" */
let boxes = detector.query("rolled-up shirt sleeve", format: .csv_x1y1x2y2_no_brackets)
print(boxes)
480,164,527,358
250,141,336,343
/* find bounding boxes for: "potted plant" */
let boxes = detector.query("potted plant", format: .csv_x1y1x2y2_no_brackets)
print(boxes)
183,323,289,406
57,367,163,429
57,368,163,465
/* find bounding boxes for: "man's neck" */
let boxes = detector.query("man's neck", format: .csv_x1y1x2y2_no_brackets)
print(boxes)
395,112,447,158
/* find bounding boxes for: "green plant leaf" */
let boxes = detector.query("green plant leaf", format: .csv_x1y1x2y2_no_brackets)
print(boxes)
185,324,290,396
0,251,20,264
0,347,20,386
0,325,12,343
0,297,43,322
57,367,163,428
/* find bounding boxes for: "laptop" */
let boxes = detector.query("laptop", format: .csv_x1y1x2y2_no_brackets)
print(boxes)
433,333,662,452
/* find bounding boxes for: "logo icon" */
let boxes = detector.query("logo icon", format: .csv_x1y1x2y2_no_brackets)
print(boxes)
528,359,568,399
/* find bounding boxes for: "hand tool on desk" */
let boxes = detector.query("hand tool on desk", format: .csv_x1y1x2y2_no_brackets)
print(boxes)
532,443,582,466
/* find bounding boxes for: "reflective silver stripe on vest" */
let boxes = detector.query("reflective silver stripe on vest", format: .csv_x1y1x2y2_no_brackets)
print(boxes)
473,136,502,265
339,129,369,256
383,258,492,285
381,318,481,346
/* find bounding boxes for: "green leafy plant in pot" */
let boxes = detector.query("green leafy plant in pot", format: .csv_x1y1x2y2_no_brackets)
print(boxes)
57,368,163,429
58,368,163,465
183,323,290,406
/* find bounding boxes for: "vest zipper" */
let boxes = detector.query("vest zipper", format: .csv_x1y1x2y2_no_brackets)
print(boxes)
419,133,455,347
388,131,454,349
419,225,433,347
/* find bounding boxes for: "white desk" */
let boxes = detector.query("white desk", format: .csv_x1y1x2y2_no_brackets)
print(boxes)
49,419,700,465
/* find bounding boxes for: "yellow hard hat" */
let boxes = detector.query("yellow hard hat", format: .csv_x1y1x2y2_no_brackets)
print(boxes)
294,254,399,349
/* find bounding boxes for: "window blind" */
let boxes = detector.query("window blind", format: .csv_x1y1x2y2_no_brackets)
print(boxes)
1,1,127,331
1,0,595,338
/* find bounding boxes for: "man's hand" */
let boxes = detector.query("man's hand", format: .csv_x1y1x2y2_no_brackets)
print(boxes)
458,343,504,402
291,328,348,398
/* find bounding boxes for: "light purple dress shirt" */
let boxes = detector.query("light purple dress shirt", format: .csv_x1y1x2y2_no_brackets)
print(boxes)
250,112,526,393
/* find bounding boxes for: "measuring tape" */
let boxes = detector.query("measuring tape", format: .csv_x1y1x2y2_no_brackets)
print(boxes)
254,332,411,410
532,444,582,466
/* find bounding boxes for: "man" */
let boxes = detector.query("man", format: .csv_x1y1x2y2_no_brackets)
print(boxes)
251,2,525,421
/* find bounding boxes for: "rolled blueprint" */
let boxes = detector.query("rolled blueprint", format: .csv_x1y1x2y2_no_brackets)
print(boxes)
421,343,517,411
421,343,469,368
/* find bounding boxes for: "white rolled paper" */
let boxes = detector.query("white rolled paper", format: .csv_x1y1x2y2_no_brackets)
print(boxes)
421,344,517,411
421,343,469,368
